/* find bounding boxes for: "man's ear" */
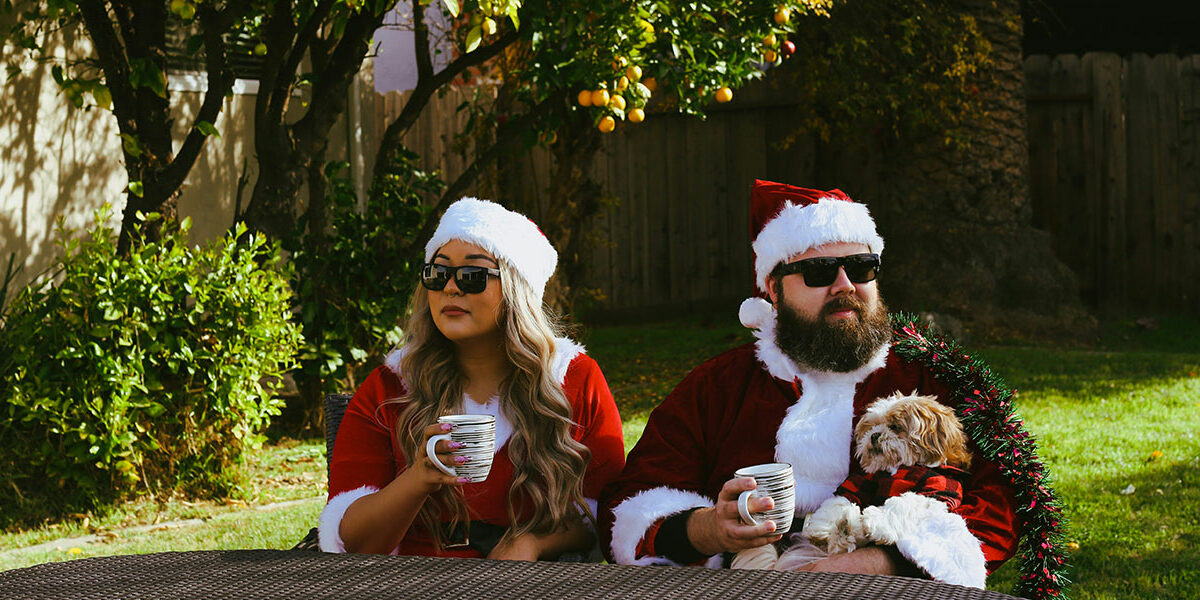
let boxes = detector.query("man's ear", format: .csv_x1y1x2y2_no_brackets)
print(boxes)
765,274,780,305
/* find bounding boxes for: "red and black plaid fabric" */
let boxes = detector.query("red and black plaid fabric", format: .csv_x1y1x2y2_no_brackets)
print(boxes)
836,464,968,511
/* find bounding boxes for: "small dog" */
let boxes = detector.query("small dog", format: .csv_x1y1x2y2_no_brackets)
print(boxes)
798,391,972,556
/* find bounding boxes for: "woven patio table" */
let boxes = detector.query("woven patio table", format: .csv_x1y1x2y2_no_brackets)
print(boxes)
0,549,1023,599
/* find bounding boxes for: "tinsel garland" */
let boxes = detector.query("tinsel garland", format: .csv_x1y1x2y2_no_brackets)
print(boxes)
890,313,1071,600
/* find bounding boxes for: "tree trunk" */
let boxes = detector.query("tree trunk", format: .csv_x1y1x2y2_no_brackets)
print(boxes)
866,0,1089,337
517,109,603,316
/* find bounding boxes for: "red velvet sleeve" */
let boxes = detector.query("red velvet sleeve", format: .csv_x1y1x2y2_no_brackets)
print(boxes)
327,367,405,499
564,354,627,501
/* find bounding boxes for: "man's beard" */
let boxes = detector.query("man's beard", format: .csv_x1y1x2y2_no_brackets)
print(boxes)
775,290,892,373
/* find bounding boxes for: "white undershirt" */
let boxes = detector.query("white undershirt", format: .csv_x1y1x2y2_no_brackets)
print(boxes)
458,393,513,449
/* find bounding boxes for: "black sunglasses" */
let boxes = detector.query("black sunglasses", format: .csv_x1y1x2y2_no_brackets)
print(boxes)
420,263,501,294
773,253,881,287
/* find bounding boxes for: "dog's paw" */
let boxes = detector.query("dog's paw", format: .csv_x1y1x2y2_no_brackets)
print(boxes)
861,505,898,545
802,497,862,554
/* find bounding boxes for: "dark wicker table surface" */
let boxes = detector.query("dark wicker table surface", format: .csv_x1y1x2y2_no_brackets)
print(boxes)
0,549,1022,599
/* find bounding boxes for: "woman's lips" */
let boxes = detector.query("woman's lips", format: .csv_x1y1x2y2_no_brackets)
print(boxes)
441,305,469,316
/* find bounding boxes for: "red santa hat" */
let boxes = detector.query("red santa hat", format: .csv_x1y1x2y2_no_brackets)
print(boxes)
739,180,884,329
425,197,558,301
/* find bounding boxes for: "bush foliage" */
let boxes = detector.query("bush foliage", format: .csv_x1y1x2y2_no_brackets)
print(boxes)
0,211,302,523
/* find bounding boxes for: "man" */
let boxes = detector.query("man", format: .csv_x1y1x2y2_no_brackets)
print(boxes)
599,180,1018,587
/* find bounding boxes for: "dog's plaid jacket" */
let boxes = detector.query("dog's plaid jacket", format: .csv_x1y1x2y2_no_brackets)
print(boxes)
835,464,968,510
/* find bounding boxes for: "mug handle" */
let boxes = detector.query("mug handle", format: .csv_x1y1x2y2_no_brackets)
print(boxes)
737,490,760,526
424,433,456,476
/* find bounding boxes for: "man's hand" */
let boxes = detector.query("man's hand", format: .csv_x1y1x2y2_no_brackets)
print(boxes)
797,545,923,577
686,477,783,556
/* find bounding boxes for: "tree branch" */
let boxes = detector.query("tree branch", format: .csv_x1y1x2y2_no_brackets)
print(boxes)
404,95,559,256
75,1,136,130
159,3,239,193
260,0,296,131
293,9,386,153
373,28,520,185
412,0,433,81
278,0,338,99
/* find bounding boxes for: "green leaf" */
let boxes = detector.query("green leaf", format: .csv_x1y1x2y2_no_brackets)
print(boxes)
128,181,144,198
120,133,142,157
443,0,460,17
196,121,220,138
465,25,482,53
507,5,520,30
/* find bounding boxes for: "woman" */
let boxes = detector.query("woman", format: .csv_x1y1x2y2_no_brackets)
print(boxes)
318,197,625,560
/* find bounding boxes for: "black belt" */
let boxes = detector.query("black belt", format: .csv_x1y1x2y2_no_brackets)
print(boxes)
443,520,509,556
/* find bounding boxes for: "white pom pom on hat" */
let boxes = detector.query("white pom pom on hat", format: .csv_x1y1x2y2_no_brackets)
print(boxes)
739,297,776,330
424,197,558,300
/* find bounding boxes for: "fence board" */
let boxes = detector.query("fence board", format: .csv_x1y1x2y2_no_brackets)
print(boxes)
1182,57,1200,308
372,53,1198,317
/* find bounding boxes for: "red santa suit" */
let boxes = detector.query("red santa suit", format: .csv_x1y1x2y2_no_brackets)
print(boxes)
319,337,626,556
599,317,1018,588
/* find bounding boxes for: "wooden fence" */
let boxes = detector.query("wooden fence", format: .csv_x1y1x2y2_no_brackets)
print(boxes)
372,53,1200,317
1025,53,1200,313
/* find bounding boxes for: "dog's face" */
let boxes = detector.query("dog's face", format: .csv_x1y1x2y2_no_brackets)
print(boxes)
853,392,972,474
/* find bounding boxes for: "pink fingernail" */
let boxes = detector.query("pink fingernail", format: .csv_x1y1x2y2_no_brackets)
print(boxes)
449,441,465,450
457,477,471,483
441,423,454,432
454,456,470,464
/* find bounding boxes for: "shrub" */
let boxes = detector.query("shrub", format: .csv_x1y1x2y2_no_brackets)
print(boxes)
284,149,441,413
0,210,302,523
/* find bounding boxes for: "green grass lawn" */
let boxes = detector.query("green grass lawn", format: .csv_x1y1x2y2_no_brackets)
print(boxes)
2,314,1197,599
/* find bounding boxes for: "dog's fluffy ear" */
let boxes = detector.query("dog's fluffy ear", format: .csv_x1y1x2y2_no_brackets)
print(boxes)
899,396,972,470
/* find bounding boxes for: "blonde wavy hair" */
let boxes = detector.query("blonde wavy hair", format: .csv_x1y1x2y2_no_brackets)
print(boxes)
388,257,591,549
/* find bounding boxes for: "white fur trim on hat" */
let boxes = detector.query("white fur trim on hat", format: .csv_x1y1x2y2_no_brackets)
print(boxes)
609,487,723,568
752,198,884,293
425,198,558,300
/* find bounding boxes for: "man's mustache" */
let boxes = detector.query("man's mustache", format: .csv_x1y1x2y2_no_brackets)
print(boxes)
822,295,866,316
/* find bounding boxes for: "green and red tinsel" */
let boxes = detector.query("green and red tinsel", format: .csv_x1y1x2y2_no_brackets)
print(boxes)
891,314,1071,600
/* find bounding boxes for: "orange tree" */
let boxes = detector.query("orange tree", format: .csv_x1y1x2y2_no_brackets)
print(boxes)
3,0,837,413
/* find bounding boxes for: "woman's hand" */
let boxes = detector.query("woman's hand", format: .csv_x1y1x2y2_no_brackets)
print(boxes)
402,422,469,494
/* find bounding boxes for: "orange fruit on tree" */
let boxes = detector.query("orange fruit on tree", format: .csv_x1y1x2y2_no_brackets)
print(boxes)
610,94,626,110
643,77,657,92
481,17,497,36
591,89,610,107
774,7,790,25
598,115,616,132
628,108,645,123
763,33,776,47
617,76,630,91
625,65,642,82
764,49,778,63
577,89,593,106
715,87,733,103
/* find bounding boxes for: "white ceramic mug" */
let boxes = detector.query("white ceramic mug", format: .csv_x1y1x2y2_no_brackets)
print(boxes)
424,414,496,481
734,462,796,532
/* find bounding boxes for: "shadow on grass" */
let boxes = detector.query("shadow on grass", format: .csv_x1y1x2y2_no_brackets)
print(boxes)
975,346,1199,399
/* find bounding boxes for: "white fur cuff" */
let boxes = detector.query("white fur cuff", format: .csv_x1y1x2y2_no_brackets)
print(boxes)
318,485,379,553
609,487,722,568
